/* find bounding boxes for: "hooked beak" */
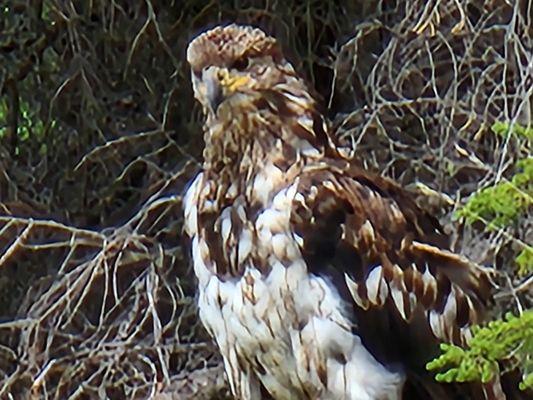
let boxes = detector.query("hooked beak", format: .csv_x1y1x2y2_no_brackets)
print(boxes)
198,67,251,114
204,70,223,113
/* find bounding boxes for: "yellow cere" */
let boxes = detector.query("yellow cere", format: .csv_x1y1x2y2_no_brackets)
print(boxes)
223,75,250,92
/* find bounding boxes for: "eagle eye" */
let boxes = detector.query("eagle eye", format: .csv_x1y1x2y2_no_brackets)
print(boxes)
231,57,250,71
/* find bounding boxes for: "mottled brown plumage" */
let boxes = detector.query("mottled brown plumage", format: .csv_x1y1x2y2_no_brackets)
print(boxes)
184,24,506,399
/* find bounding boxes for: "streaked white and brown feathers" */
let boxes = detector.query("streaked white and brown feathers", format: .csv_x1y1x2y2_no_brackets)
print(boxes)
291,163,492,346
184,24,508,400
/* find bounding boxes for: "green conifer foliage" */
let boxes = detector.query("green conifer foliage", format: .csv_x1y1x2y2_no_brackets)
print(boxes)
427,311,533,390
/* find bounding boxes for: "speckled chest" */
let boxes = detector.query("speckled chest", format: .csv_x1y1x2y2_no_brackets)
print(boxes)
183,172,405,400
183,171,307,318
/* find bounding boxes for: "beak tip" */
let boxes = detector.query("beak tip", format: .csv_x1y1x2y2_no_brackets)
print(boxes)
203,70,223,114
207,86,224,113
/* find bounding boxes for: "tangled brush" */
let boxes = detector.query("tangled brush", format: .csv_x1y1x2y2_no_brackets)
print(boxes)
0,0,530,397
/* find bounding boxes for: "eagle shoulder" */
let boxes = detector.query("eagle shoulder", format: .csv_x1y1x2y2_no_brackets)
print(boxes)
290,162,493,351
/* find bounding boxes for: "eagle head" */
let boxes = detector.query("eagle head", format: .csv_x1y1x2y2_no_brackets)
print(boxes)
186,24,294,117
187,24,340,173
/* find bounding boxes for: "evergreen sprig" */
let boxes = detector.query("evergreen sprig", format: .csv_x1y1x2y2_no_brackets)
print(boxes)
491,121,533,140
427,311,533,390
456,158,532,230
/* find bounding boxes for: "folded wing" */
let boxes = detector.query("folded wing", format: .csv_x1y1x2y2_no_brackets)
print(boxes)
290,162,493,368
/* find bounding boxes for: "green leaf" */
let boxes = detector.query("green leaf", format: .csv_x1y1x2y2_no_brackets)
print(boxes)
516,246,533,276
427,311,533,390
491,121,533,140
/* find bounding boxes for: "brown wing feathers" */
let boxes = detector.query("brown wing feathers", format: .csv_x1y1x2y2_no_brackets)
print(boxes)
291,163,492,346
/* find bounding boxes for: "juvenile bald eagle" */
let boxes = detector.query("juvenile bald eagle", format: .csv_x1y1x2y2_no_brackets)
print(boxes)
184,24,506,399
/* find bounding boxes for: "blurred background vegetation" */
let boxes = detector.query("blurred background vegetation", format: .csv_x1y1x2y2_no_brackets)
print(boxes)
0,0,531,398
